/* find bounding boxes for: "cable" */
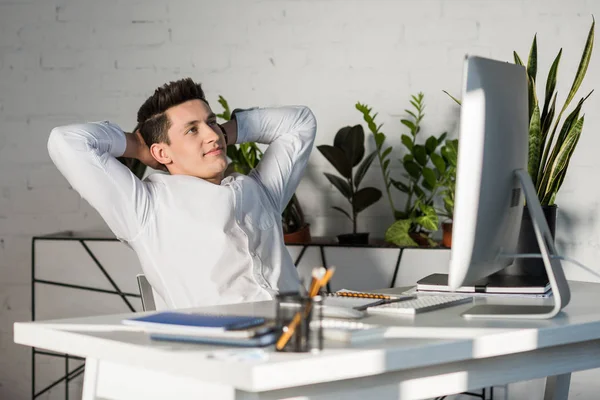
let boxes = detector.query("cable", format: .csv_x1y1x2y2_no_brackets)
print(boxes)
499,253,600,281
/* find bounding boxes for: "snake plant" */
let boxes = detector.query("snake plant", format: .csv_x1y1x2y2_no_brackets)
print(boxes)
515,18,594,205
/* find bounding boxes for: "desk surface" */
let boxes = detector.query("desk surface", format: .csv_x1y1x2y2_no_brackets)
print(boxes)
14,281,600,392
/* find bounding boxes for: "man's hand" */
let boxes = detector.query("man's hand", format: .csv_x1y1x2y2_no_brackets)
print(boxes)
124,130,167,171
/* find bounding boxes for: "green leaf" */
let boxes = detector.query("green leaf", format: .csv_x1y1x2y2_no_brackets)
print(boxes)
528,75,538,121
226,144,240,162
240,143,262,169
527,34,538,83
542,48,562,124
216,95,231,121
317,145,352,178
430,152,446,173
394,210,408,220
413,145,428,166
413,184,425,199
562,17,595,116
415,204,439,231
385,219,418,247
528,104,542,186
421,178,434,192
540,116,584,204
334,125,365,167
401,134,413,151
323,172,352,199
332,206,352,221
541,92,557,143
442,139,459,167
354,150,378,188
374,133,385,149
443,196,454,218
425,136,438,154
353,187,382,213
403,154,414,163
381,146,393,161
390,179,410,193
383,159,390,172
442,90,461,106
542,17,595,180
556,92,591,147
438,132,448,144
514,51,524,66
422,167,436,188
540,92,590,187
401,119,416,132
404,160,422,179
405,109,417,119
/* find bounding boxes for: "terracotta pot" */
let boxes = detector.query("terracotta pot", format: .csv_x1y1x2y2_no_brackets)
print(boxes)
337,233,369,245
409,232,430,247
283,223,312,244
442,222,453,248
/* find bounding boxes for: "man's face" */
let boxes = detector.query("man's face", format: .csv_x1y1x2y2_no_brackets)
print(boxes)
155,99,228,182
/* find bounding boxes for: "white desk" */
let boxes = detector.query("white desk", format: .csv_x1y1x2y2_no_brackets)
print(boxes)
14,281,600,400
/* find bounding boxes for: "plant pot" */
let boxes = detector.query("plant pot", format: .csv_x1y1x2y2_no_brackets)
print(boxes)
442,222,453,248
337,233,369,245
501,205,557,278
409,232,431,247
283,223,312,244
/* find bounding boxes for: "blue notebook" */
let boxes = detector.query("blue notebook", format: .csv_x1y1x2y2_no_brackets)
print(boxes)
123,312,266,338
150,331,277,347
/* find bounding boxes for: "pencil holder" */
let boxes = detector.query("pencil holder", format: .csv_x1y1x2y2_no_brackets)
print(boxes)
275,292,323,353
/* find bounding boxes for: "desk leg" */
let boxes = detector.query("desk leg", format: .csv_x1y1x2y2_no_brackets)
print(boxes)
82,358,99,400
543,373,571,400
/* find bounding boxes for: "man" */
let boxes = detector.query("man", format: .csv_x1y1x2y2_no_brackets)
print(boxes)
48,78,317,309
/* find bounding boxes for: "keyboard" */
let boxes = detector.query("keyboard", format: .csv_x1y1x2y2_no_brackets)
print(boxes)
366,295,473,315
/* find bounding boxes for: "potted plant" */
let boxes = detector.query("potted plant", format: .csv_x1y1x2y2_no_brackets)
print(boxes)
442,19,594,270
216,97,312,244
510,19,594,274
317,125,382,245
435,139,458,248
216,96,264,176
357,93,448,247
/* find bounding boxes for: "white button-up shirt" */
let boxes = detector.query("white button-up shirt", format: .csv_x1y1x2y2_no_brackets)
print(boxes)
48,106,317,309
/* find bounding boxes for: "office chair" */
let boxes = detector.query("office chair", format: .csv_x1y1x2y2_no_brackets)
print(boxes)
136,274,156,312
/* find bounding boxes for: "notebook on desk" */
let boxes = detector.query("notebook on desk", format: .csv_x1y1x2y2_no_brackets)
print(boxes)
416,273,551,295
122,312,269,338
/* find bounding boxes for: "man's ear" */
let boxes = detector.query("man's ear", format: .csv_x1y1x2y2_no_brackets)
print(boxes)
150,143,172,165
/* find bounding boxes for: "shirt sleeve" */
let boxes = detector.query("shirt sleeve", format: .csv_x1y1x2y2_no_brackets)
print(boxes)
47,121,154,242
235,106,317,214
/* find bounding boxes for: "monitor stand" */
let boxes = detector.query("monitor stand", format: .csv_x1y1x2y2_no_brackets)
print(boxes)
461,169,571,320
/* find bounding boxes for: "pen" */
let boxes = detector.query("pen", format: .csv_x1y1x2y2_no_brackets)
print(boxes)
352,295,416,311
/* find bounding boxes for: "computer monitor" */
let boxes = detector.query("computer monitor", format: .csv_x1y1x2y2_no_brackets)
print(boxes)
448,55,571,319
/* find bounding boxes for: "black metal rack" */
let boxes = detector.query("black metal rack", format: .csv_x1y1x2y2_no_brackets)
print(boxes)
31,231,142,400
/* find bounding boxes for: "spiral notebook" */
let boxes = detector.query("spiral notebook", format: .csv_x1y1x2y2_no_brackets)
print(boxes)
324,290,415,310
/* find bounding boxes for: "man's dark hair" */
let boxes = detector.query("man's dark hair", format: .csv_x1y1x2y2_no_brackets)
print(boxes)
136,77,209,146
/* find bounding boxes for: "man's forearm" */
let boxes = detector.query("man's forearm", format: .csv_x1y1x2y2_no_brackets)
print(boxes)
221,119,238,145
122,131,143,159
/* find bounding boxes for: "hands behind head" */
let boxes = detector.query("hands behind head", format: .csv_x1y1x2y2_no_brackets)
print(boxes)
132,130,168,172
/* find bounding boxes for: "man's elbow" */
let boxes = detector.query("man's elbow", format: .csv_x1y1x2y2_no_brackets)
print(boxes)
48,127,66,159
298,106,317,140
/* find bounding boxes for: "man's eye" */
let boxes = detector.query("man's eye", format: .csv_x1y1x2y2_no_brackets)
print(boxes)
208,120,217,126
187,126,198,134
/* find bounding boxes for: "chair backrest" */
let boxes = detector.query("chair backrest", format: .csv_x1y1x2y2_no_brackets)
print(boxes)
136,274,156,311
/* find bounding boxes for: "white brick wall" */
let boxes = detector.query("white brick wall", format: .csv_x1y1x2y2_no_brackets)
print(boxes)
1,0,600,398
